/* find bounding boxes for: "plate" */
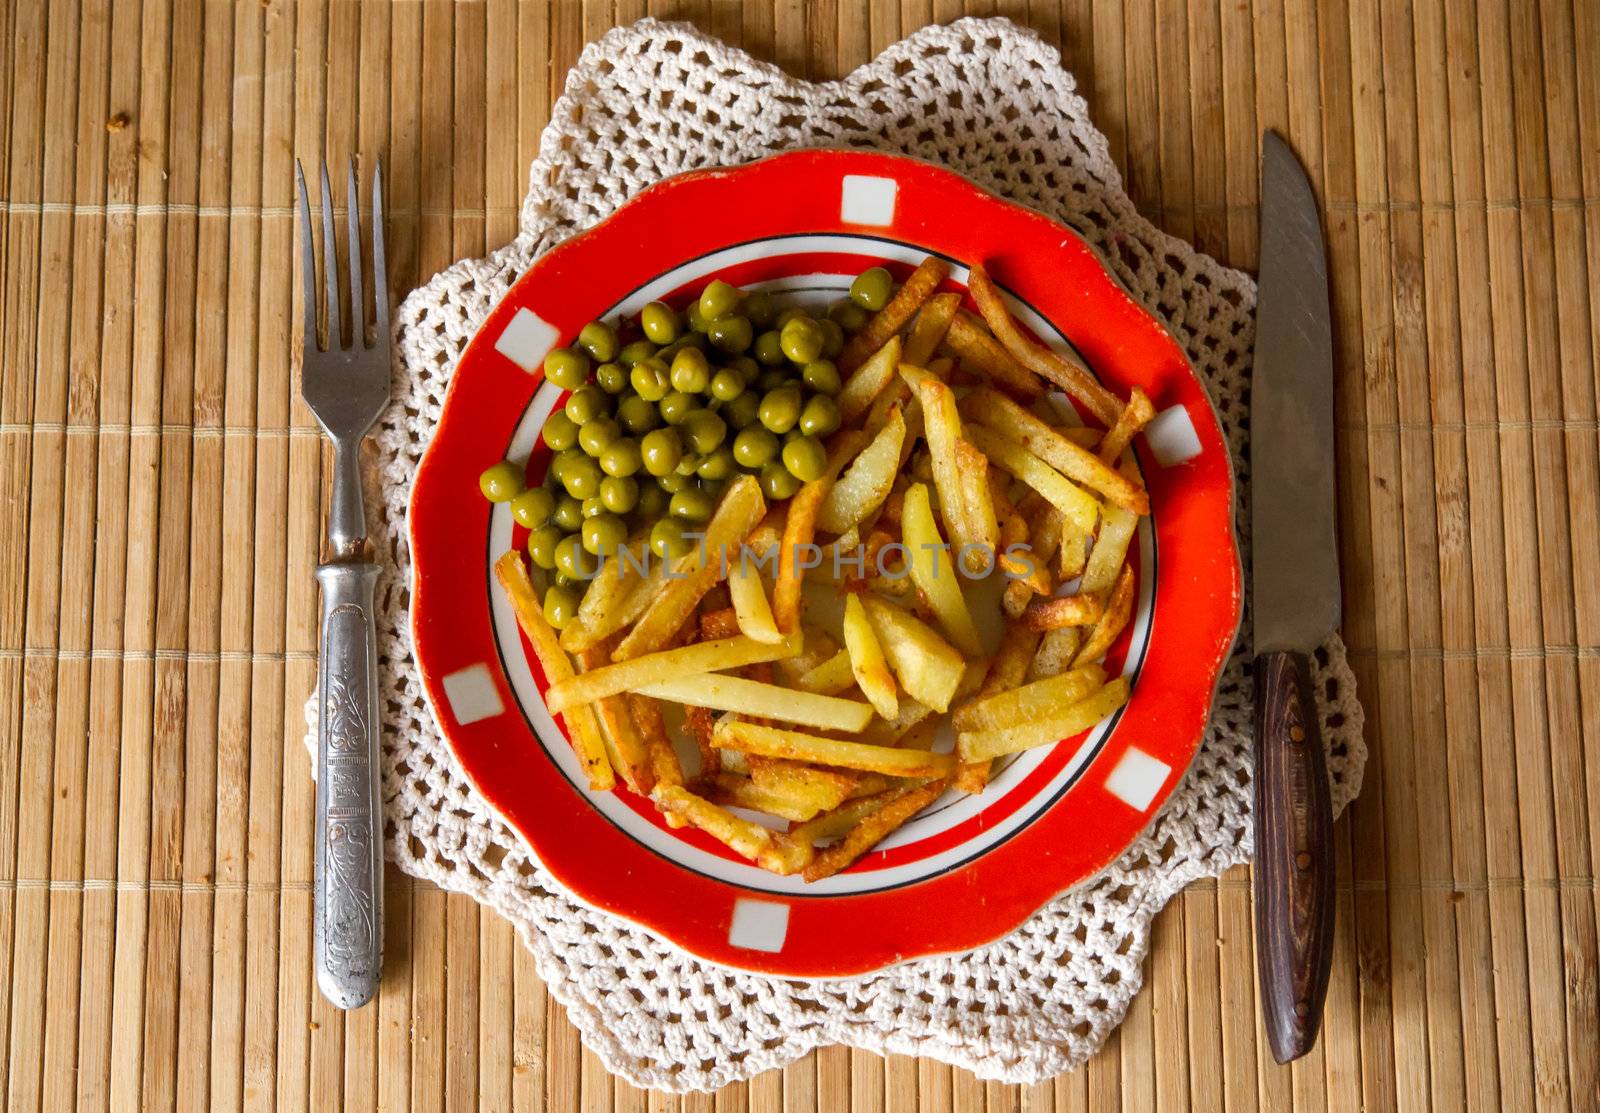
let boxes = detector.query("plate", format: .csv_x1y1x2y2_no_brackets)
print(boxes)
409,149,1241,978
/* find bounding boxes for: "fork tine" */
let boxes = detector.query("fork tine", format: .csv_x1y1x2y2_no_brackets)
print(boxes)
296,160,320,352
372,159,388,340
346,157,365,349
319,160,342,349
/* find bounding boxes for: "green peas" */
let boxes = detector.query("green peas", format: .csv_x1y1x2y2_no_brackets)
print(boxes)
554,534,595,579
722,391,760,430
650,518,693,559
617,394,661,435
756,368,791,393
732,427,780,469
674,453,702,477
636,481,668,518
526,525,563,569
595,361,628,394
578,321,619,362
581,513,628,556
697,447,737,481
543,347,591,390
753,330,786,366
544,585,580,628
850,266,894,311
818,318,845,358
582,496,606,519
565,384,609,425
658,391,695,426
599,438,642,478
478,461,524,502
618,339,659,366
669,488,715,523
561,455,602,499
579,417,620,458
542,410,579,451
775,307,811,328
709,368,745,402
552,570,581,590
685,299,710,333
599,475,639,514
782,435,827,483
799,395,842,437
699,477,727,501
681,409,728,454
630,357,671,401
760,461,803,500
669,348,712,394
743,290,776,327
510,486,556,529
698,279,742,322
801,359,842,394
758,385,804,434
828,298,871,333
780,316,826,364
728,356,761,384
641,428,683,476
656,470,689,493
707,315,753,354
640,301,680,344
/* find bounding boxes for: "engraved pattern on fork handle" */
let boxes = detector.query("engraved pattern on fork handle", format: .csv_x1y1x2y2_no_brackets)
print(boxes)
315,560,384,1009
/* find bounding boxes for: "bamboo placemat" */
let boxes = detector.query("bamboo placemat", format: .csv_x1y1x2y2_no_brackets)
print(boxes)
0,1,1595,1110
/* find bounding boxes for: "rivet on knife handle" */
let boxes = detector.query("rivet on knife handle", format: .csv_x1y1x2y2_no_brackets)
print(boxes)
1252,649,1334,1063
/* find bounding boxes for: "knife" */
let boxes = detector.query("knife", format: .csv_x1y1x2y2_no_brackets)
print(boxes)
1250,131,1339,1064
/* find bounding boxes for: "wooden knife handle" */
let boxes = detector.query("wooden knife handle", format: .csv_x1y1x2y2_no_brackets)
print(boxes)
1252,649,1335,1063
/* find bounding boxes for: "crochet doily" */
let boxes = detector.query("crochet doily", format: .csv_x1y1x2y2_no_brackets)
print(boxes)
306,16,1366,1091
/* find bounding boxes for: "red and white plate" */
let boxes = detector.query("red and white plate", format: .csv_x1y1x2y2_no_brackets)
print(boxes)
409,150,1241,978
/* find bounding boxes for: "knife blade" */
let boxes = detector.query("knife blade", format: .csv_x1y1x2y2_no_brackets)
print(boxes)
1250,131,1338,1064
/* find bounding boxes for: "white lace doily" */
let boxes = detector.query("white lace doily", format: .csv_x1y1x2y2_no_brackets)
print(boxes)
306,16,1366,1091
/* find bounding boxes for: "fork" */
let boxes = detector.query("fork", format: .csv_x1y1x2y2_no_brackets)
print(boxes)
297,157,390,1010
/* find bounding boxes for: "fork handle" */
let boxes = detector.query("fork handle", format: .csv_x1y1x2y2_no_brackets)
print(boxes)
314,559,384,1009
329,435,368,556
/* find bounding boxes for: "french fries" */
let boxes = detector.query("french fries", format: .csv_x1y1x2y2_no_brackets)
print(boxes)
860,595,966,714
716,720,957,779
1020,591,1104,631
900,481,983,656
953,663,1108,732
842,594,899,720
576,644,656,794
562,539,648,652
774,432,869,632
816,406,905,534
956,678,1130,762
700,774,823,823
801,778,950,881
789,782,924,846
749,759,854,813
545,633,800,713
839,257,949,372
836,335,902,424
1098,387,1154,464
941,310,1045,402
1028,625,1082,681
904,292,961,366
650,785,812,874
911,365,997,572
727,560,783,644
1080,502,1138,595
631,673,874,732
1074,563,1137,666
795,648,856,695
627,693,683,789
963,423,1101,533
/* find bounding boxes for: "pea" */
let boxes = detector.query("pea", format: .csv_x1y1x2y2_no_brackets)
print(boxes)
510,486,555,529
685,299,710,333
554,534,595,579
753,330,786,366
818,318,845,358
707,315,753,354
697,447,737,481
543,347,591,390
674,453,703,478
641,428,683,476
595,361,628,394
552,570,581,590
656,470,690,493
698,477,727,501
776,307,811,328
779,317,826,364
549,449,582,485
640,301,680,344
743,290,776,328
799,395,842,437
618,338,659,366
599,475,639,514
669,348,712,394
578,321,619,362
635,481,668,518
782,435,827,483
850,266,894,311
722,391,760,430
758,385,803,434
801,359,842,394
565,385,609,426
650,518,693,559
630,357,671,401
542,410,580,451
756,368,791,393
582,496,606,519
561,455,602,499
581,513,628,556
658,390,695,426
578,417,619,458
733,427,780,469
617,394,661,435
599,438,642,478
669,488,715,523
828,298,871,333
709,368,745,402
728,356,761,384
526,525,563,569
759,461,803,500
698,279,742,322
478,460,524,502
681,409,728,454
